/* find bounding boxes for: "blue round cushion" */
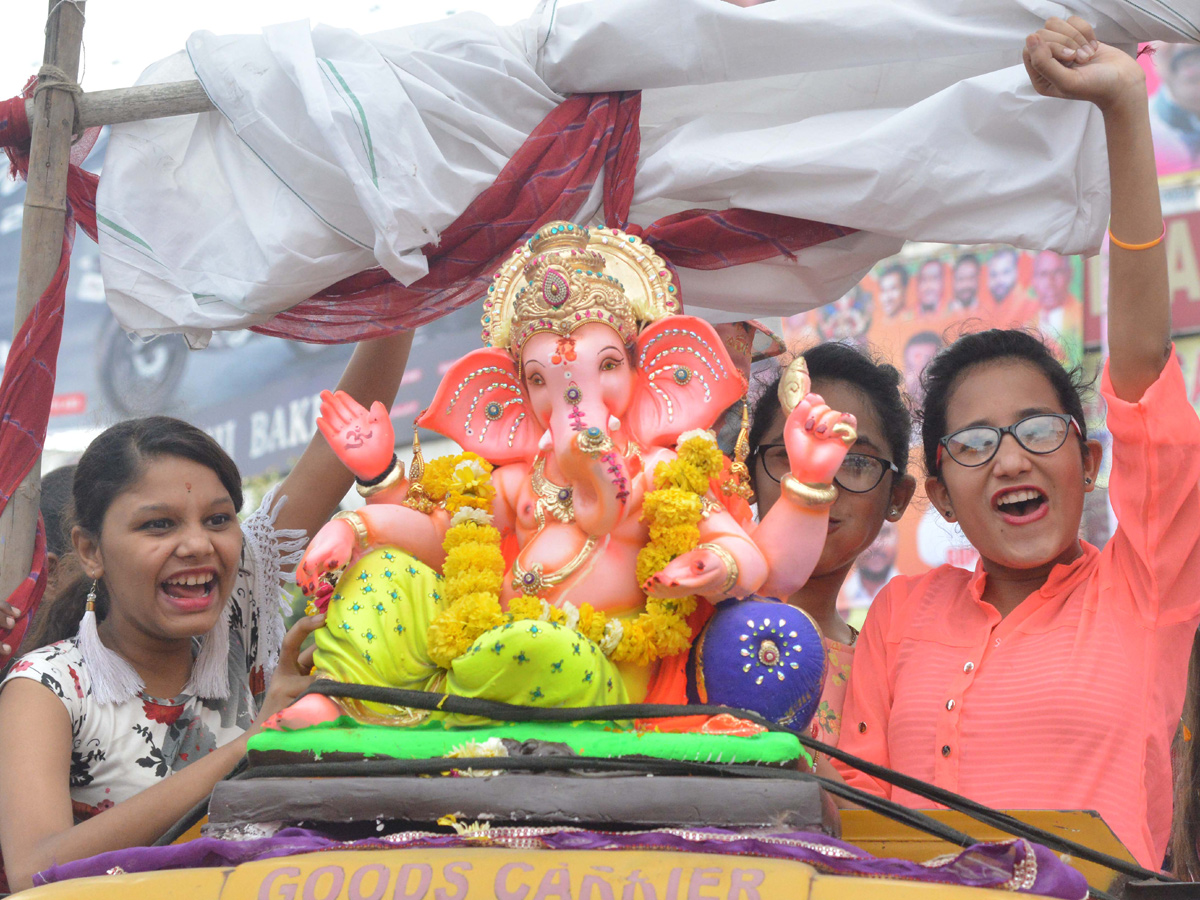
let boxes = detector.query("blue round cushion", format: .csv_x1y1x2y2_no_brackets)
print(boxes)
688,597,827,733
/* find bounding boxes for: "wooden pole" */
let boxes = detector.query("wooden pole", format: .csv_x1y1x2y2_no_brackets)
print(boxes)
23,80,214,130
0,0,86,603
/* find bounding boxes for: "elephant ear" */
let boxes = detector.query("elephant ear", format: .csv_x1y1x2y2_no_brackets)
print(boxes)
418,348,542,466
629,316,745,449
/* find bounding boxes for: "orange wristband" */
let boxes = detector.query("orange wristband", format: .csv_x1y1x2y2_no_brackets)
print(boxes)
1108,222,1166,251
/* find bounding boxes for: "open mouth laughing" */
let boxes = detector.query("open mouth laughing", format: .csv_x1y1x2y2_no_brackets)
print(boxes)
992,486,1049,524
159,568,220,612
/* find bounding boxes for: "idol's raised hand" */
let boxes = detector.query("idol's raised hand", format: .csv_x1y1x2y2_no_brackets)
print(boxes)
1022,16,1145,110
316,389,396,482
784,393,856,487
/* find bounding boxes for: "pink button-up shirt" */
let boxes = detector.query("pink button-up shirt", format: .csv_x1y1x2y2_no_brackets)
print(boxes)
835,354,1200,868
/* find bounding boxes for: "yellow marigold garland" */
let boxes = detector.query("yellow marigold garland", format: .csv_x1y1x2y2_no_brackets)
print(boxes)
421,435,725,669
425,453,516,667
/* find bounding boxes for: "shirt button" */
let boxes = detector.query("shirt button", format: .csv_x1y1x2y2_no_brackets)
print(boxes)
942,745,952,757
858,722,867,734
964,661,975,673
946,699,955,711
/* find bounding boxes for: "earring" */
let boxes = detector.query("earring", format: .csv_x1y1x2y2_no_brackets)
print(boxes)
86,580,97,612
1084,477,1092,485
727,400,755,503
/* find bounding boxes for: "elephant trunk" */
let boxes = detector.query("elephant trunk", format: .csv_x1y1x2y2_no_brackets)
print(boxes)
550,404,630,538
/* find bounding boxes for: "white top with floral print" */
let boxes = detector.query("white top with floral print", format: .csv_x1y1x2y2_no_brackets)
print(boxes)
0,488,305,820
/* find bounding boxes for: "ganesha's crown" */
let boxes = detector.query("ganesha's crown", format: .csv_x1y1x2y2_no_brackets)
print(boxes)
482,222,680,355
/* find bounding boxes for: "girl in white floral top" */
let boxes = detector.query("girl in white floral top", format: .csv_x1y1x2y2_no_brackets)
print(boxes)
0,332,413,893
749,342,916,749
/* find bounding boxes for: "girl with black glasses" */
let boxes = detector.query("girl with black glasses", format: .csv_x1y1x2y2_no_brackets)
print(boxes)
748,341,916,750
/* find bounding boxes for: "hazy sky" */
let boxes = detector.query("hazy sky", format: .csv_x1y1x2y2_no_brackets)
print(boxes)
1,0,540,96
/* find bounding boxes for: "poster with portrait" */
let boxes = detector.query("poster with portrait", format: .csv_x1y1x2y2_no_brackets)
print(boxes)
773,246,1085,627
1144,42,1200,179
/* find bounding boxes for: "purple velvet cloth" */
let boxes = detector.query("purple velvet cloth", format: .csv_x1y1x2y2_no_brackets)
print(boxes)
36,825,1087,897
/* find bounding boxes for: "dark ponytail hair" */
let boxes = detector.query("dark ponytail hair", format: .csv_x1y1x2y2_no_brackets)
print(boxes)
918,329,1089,477
750,341,912,473
24,417,243,650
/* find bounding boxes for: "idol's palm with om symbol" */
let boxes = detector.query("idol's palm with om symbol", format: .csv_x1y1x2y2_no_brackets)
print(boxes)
316,389,395,482
297,391,398,592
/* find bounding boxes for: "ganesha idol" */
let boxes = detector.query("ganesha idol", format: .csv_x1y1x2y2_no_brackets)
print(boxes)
289,222,858,732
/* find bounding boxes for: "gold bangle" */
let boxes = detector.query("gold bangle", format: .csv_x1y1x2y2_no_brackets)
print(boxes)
357,461,405,499
332,510,370,550
781,474,838,510
698,542,739,595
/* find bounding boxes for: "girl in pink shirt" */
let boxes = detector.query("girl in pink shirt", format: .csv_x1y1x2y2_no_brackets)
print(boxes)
837,17,1200,869
750,343,916,749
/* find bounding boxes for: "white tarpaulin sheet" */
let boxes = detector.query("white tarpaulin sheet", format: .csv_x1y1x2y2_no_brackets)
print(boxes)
95,0,1200,346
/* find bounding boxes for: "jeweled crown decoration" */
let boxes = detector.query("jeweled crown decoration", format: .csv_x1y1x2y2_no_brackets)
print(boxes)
482,222,681,355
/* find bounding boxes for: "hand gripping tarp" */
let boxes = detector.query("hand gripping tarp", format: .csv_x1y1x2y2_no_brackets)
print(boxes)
94,0,1200,348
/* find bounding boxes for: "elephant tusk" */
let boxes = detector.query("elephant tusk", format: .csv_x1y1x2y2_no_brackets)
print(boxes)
778,356,811,416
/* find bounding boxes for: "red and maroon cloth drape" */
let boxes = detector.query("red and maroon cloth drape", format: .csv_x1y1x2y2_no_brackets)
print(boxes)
253,91,855,343
0,83,98,663
0,84,852,662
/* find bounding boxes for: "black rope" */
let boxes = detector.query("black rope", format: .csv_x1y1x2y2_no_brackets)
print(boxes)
303,681,783,730
299,683,1174,884
797,731,1174,885
154,795,209,846
241,754,747,780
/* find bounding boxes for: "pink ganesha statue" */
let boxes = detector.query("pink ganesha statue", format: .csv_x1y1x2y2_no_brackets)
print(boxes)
291,222,856,728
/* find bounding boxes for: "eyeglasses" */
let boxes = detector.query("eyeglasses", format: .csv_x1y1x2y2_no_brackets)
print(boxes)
937,413,1082,469
757,444,899,494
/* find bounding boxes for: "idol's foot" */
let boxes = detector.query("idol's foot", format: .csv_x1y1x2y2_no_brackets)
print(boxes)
261,692,344,731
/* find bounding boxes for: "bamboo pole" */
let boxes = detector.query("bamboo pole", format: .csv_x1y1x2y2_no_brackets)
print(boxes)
0,0,86,603
23,80,214,130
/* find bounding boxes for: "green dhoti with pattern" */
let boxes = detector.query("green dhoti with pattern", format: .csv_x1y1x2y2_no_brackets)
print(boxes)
312,548,627,722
